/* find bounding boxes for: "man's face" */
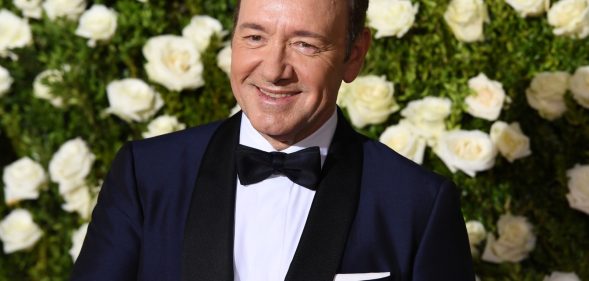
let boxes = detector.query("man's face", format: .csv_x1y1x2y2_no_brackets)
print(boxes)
231,0,367,149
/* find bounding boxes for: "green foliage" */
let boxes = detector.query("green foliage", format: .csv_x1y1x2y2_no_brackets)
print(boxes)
360,1,589,280
0,0,588,280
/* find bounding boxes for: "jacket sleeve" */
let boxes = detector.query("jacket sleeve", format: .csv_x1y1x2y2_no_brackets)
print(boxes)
70,143,143,281
412,180,475,281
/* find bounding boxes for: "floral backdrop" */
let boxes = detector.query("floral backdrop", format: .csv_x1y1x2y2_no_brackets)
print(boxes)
0,0,588,280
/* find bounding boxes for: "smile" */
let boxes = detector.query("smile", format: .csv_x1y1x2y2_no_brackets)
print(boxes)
256,86,300,99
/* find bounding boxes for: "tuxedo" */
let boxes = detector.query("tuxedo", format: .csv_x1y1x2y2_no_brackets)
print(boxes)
71,110,474,281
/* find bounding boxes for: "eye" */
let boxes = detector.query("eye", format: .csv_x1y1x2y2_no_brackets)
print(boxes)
245,35,262,42
290,41,320,55
244,35,264,43
241,34,265,47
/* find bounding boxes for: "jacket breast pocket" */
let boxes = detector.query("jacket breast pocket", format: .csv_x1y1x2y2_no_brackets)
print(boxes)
366,277,393,281
334,273,395,281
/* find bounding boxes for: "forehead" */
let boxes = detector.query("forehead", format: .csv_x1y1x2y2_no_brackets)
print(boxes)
237,0,348,33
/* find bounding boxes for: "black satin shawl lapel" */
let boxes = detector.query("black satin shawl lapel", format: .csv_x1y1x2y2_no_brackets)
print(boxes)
285,109,365,281
181,113,241,281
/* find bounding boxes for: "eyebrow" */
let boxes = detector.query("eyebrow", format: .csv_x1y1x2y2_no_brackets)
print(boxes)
238,22,266,32
292,30,328,42
237,22,328,42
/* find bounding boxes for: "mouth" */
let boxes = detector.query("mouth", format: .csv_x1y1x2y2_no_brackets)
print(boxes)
256,86,301,99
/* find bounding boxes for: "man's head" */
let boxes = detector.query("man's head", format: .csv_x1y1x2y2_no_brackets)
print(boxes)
232,0,369,60
230,0,371,150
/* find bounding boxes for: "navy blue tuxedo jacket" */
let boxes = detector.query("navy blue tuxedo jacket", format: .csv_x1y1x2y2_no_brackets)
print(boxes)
71,111,474,281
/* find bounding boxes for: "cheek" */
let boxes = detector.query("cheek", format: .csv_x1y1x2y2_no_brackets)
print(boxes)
296,58,342,91
230,46,260,78
305,68,343,103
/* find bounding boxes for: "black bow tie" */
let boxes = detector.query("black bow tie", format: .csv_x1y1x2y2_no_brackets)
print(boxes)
235,144,321,190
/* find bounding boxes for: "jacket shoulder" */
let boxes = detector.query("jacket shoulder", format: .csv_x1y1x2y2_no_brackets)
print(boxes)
360,138,454,217
130,120,223,157
362,139,448,189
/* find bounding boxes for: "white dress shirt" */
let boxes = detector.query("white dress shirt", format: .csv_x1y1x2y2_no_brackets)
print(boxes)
233,111,338,281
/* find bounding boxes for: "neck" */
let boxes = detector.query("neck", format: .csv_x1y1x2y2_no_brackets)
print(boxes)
243,109,338,152
261,116,335,151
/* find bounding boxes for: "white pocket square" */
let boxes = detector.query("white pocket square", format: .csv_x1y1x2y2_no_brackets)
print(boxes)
333,272,390,281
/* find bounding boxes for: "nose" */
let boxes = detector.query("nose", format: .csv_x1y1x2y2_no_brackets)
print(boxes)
261,42,294,85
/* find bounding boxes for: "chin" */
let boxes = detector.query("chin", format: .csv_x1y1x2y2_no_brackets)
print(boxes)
252,119,298,141
253,122,290,137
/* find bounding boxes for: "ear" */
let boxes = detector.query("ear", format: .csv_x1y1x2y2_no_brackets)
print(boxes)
343,28,372,83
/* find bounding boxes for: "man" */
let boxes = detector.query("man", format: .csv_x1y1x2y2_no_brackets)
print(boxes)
71,0,474,280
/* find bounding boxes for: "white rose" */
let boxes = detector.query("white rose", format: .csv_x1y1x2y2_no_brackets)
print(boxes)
490,121,531,162
33,69,65,107
49,138,95,194
526,71,570,120
69,223,89,262
90,180,103,195
434,130,497,177
443,0,489,42
543,272,582,281
0,9,33,58
0,209,43,254
569,65,589,108
482,214,536,263
465,73,506,121
143,35,205,91
466,220,486,256
547,0,589,39
400,97,452,144
42,0,86,21
182,15,225,53
62,184,95,219
505,0,550,17
367,0,419,38
13,0,42,19
2,157,47,205
230,103,241,116
142,115,186,138
466,220,486,245
379,122,427,164
75,4,117,48
106,78,164,122
0,64,13,97
566,164,589,215
337,75,399,128
217,43,232,76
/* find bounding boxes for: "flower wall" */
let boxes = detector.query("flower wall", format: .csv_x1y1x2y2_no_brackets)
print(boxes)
0,0,588,280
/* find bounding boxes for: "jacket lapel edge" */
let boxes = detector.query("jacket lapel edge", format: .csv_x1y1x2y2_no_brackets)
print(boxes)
181,113,241,281
285,109,365,281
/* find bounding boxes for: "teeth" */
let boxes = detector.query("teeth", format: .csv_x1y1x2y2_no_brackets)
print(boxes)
259,88,294,98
